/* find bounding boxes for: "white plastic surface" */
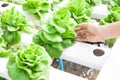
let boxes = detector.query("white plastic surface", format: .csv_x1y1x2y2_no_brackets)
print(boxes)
0,58,10,80
96,38,120,80
21,32,34,44
61,42,111,70
91,4,109,19
50,67,87,80
0,58,86,80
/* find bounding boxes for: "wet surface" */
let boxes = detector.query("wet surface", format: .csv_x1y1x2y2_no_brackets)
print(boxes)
52,59,99,80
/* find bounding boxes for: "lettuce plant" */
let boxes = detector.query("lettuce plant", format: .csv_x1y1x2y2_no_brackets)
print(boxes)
7,44,52,80
0,31,12,57
85,0,102,6
0,7,34,33
0,77,6,80
52,0,63,5
22,0,52,19
67,0,91,23
0,7,35,45
106,0,120,9
33,8,77,58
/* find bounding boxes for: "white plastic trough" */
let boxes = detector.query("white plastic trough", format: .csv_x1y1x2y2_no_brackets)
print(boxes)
96,38,120,80
61,42,111,70
0,58,87,80
91,4,109,19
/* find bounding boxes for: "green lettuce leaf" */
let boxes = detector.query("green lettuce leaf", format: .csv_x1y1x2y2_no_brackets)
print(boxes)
33,8,76,58
3,31,21,45
43,31,62,42
0,7,35,33
67,0,91,23
22,0,51,19
7,44,52,80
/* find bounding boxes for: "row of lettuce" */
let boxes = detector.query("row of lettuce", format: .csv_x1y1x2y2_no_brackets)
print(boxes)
0,0,120,80
0,0,91,58
0,0,90,80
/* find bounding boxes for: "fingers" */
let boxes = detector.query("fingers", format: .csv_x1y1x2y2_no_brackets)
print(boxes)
75,23,88,42
76,30,86,36
74,23,88,32
75,30,88,42
76,36,88,42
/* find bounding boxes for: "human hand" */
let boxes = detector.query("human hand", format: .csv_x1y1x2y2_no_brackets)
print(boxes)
75,23,104,42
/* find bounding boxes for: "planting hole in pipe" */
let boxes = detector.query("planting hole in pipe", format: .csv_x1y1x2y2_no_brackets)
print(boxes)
93,49,105,56
1,3,9,7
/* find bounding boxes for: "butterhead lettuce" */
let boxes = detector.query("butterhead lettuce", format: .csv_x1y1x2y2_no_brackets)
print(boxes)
7,44,52,80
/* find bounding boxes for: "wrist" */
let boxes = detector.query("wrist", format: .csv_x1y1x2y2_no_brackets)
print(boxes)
97,26,108,41
98,24,116,41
